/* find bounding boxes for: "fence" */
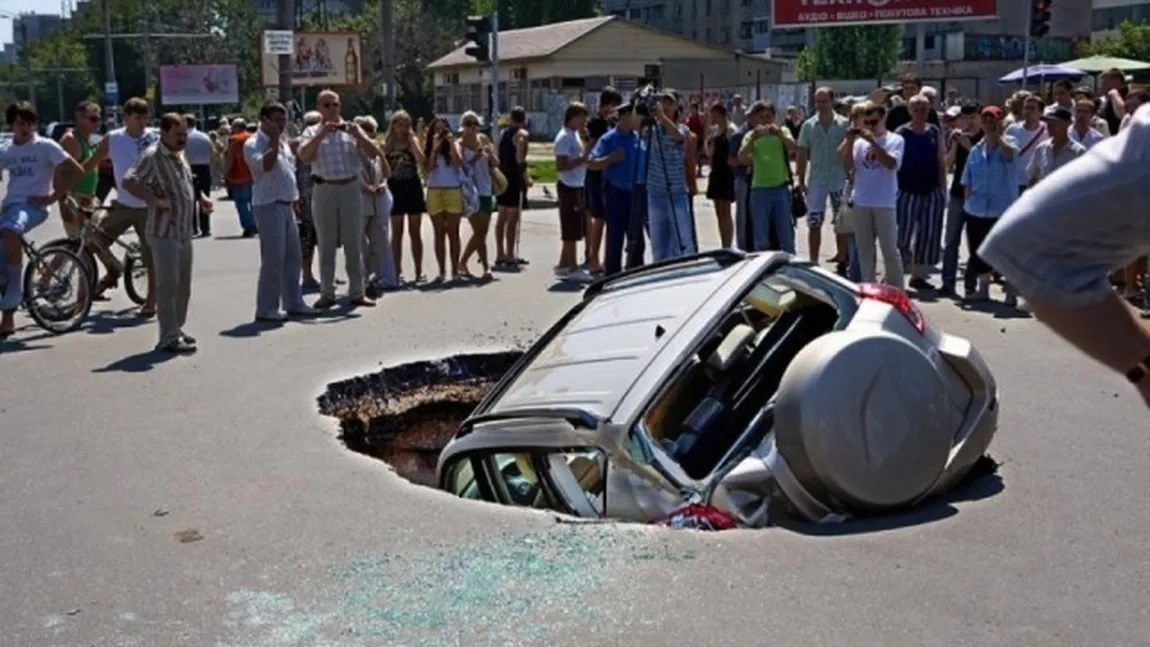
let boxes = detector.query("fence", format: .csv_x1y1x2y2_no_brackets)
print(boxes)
437,80,810,138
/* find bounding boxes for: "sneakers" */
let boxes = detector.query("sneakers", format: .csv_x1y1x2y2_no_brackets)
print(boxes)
157,337,197,354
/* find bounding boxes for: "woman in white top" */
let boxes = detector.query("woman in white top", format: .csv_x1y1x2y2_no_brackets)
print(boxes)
354,116,397,293
457,111,500,279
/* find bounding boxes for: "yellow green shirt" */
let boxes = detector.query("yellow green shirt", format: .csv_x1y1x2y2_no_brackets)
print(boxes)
740,127,793,189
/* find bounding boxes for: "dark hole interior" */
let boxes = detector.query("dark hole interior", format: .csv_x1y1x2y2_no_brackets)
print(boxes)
317,351,525,487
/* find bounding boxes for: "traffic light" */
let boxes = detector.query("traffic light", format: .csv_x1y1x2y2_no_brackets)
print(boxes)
1030,0,1052,38
464,15,492,62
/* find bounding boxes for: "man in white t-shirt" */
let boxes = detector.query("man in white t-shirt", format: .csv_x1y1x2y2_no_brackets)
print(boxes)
552,102,592,282
0,101,84,334
84,97,161,316
841,101,905,288
1004,95,1048,194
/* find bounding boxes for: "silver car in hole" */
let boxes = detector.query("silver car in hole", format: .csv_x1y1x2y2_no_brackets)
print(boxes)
437,250,999,527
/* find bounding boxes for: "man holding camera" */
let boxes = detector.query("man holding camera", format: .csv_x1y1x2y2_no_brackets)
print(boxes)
588,103,639,276
643,91,695,261
737,101,795,254
841,102,904,288
296,89,381,309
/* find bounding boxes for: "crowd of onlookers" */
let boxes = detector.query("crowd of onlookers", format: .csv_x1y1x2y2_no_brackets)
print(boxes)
2,68,1145,345
555,69,1147,312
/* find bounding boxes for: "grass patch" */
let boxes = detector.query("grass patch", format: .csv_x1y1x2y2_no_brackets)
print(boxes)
527,159,557,184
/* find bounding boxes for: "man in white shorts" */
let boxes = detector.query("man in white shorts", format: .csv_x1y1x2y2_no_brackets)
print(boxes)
979,105,1150,408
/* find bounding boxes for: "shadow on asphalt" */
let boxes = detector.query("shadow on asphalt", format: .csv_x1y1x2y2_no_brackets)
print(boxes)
84,309,151,335
962,300,1033,320
783,456,1005,537
0,337,53,353
91,349,179,373
213,235,257,241
547,280,589,293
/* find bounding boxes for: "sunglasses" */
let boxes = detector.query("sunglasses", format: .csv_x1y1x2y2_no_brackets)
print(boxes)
462,121,478,127
321,101,340,108
864,119,880,126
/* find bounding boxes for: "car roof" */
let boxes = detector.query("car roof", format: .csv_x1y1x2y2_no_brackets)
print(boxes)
484,253,766,421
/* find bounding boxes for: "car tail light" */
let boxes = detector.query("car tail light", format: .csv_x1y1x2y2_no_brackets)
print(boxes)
858,283,926,334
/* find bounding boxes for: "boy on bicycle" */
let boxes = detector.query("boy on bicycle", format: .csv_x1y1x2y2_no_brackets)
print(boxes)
0,101,85,336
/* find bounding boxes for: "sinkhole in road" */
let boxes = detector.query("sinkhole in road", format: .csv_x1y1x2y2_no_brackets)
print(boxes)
317,351,525,487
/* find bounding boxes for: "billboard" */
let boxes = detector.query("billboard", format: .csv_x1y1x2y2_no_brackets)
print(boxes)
773,0,998,28
261,31,363,88
159,65,240,106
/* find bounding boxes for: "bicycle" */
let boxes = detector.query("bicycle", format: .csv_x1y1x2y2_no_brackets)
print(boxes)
0,236,93,334
42,198,148,305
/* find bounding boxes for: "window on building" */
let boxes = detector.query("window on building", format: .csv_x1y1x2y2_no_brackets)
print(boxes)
705,0,711,15
740,20,752,39
754,18,770,34
628,8,640,19
692,0,697,19
721,27,730,44
675,2,682,17
705,27,712,42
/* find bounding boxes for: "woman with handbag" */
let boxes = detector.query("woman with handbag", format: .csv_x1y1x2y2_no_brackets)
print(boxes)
458,112,504,280
356,116,398,295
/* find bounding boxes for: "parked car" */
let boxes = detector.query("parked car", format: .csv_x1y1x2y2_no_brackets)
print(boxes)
436,250,999,528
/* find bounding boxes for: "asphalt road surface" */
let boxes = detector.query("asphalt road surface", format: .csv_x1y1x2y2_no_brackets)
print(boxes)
2,187,1147,647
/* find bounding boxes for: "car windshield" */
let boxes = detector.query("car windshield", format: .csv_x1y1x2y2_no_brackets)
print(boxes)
636,270,842,480
444,448,607,516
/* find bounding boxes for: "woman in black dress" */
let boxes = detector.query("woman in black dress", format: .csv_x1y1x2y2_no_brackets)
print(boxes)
705,102,736,248
383,110,428,283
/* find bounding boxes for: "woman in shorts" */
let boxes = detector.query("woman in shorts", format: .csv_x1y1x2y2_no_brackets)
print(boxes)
422,117,464,282
458,111,499,279
383,110,427,283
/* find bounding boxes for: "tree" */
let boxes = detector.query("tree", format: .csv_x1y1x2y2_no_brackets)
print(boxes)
1083,20,1150,64
796,25,902,83
67,0,262,112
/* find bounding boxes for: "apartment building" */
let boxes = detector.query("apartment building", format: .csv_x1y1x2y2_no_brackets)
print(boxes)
603,0,1093,64
11,12,65,52
1092,0,1150,36
255,0,365,26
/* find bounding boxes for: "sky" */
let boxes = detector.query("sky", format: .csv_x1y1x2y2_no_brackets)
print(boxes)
1,0,65,46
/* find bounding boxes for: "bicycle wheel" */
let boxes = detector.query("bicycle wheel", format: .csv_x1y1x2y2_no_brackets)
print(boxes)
22,246,93,334
41,237,98,293
122,248,147,306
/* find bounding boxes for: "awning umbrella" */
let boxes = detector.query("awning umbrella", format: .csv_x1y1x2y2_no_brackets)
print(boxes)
998,63,1088,84
1059,55,1150,73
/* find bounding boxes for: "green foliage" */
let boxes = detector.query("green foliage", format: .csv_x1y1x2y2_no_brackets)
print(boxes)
1083,21,1150,64
1,29,99,121
2,0,602,122
796,25,902,82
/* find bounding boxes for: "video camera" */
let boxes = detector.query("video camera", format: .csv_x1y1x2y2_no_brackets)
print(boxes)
632,81,662,126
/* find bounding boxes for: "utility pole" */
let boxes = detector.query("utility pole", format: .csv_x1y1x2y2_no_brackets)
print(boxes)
141,0,155,114
380,0,395,113
56,53,65,122
19,22,34,107
490,11,500,140
277,0,293,114
1021,1,1033,88
101,0,116,107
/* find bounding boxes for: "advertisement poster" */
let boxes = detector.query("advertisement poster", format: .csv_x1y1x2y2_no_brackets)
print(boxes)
159,65,240,106
261,31,363,88
774,0,997,28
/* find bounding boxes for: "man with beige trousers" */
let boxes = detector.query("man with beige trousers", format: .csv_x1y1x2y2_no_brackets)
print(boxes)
296,89,382,309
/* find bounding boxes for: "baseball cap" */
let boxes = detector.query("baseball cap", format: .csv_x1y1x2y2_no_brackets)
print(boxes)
945,105,962,119
1072,86,1094,98
1041,105,1073,122
980,106,1003,119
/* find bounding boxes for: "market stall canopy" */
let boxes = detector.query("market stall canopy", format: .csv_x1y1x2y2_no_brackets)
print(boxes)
998,64,1087,84
1059,55,1150,73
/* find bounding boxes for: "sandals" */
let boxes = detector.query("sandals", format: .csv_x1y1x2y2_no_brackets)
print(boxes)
95,270,122,299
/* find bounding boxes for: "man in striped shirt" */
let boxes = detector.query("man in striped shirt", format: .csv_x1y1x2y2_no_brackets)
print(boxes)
121,113,213,354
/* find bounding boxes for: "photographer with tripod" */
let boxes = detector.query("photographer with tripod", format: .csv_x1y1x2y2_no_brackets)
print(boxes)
645,90,696,262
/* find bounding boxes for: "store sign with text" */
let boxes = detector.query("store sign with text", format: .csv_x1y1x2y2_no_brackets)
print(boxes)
773,0,998,28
